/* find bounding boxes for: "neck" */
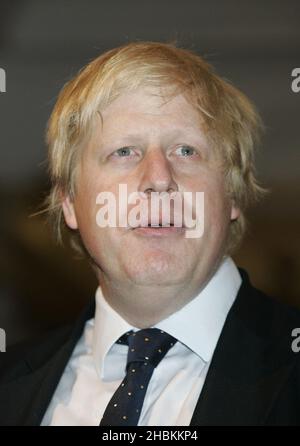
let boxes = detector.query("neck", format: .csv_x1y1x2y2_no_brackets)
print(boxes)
97,272,213,328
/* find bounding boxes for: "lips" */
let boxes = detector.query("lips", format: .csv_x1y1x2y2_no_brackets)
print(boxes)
132,222,185,237
131,222,183,229
131,217,183,229
145,223,175,227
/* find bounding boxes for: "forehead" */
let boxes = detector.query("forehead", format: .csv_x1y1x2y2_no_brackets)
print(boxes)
99,87,203,136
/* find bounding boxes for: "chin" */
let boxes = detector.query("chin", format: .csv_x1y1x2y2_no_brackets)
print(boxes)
123,251,187,286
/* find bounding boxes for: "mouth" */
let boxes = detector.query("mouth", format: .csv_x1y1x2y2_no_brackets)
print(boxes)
132,223,186,237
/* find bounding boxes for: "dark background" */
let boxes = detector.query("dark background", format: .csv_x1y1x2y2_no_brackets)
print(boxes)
0,0,299,346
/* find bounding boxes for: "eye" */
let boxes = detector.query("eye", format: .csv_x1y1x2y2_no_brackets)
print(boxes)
113,147,135,157
174,145,197,157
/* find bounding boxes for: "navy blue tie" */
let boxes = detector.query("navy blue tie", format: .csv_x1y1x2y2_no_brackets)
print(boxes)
99,328,177,426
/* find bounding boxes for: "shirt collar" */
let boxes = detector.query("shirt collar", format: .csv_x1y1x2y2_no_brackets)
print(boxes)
154,256,241,362
92,256,241,379
92,287,137,379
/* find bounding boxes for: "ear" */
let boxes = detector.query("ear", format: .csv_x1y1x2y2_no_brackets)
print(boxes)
230,200,241,221
62,194,78,230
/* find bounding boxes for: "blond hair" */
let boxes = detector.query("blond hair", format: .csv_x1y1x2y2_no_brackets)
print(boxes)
46,41,266,254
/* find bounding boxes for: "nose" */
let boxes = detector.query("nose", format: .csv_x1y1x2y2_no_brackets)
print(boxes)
138,146,178,195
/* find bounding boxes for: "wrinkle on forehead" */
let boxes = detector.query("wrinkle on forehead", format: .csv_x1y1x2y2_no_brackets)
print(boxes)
98,87,204,131
92,104,208,155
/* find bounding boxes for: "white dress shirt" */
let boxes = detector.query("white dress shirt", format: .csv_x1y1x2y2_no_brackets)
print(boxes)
41,256,241,426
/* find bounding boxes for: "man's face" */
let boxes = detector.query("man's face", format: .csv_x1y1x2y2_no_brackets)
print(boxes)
63,87,240,290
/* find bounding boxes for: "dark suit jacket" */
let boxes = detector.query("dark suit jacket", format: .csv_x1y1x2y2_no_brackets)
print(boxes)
1,269,300,426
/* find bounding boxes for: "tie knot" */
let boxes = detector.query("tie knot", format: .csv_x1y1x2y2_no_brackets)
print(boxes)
118,328,177,369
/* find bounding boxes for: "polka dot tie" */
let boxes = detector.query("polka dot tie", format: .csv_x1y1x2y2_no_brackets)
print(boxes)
99,328,177,426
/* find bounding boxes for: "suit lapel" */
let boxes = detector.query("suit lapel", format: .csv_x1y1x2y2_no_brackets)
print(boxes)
190,270,296,426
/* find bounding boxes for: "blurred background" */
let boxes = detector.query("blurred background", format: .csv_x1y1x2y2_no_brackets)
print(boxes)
0,0,299,346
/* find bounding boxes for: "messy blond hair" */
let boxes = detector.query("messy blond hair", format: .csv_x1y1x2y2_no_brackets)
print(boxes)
46,41,266,254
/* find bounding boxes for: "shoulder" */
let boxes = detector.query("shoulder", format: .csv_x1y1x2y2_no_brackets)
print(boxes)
0,297,95,384
238,268,300,328
0,324,72,383
235,268,300,360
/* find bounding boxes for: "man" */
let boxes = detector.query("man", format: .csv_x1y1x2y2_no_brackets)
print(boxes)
0,41,300,426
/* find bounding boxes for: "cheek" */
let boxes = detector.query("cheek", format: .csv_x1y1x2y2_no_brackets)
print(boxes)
74,190,96,227
203,180,232,227
73,180,104,243
73,175,125,251
75,167,113,223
